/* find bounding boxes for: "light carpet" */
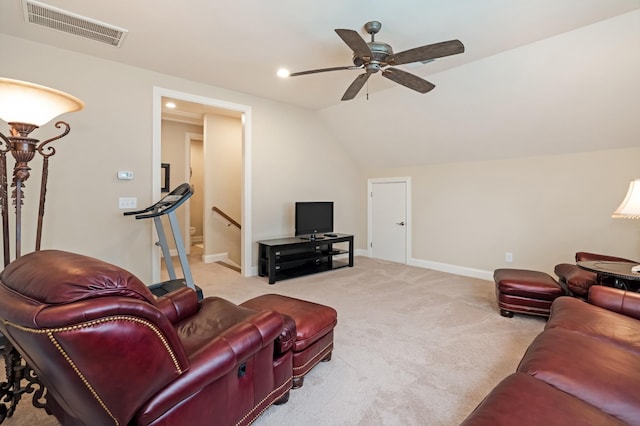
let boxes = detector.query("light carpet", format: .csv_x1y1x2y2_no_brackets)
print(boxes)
3,256,545,425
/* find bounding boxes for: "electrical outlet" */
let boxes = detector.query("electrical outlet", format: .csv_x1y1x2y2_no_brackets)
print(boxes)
505,252,513,263
119,197,137,209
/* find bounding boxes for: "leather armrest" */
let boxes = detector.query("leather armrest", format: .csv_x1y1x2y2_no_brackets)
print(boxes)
134,336,238,424
275,314,296,354
217,309,284,354
588,286,640,320
155,287,199,324
135,310,284,424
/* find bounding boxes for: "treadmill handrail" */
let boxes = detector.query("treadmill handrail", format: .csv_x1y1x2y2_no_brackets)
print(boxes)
123,183,193,219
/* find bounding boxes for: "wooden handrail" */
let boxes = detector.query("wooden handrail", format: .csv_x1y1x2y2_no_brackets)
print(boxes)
211,206,241,230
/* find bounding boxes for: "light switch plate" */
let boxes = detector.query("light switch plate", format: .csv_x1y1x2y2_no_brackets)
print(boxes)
117,171,134,180
119,197,137,209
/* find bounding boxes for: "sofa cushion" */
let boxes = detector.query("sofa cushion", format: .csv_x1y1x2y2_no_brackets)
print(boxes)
517,328,640,425
546,296,640,354
461,373,626,426
174,297,282,356
553,263,596,296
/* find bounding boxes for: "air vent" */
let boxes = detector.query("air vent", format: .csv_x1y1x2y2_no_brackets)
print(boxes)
22,0,128,47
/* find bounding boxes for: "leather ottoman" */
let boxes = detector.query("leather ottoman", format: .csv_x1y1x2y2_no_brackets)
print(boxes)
494,268,566,318
241,294,337,388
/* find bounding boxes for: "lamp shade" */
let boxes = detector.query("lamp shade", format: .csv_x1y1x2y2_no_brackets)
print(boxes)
0,78,84,127
612,179,640,219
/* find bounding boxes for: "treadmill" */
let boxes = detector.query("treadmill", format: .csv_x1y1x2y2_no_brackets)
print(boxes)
124,183,203,300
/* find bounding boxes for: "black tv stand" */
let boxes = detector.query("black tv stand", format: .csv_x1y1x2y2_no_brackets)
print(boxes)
258,233,353,284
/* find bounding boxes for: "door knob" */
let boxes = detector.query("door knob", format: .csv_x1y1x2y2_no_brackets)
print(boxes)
396,221,405,226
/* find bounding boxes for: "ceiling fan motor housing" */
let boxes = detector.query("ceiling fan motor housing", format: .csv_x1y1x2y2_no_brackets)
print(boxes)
370,41,393,62
352,41,393,68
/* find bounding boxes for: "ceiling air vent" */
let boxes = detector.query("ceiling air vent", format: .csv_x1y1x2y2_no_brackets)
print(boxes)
22,0,128,47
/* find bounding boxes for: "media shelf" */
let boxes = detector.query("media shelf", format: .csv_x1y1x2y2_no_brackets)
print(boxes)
258,234,354,284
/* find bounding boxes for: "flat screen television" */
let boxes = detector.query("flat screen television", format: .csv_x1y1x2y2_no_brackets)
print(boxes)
295,201,333,239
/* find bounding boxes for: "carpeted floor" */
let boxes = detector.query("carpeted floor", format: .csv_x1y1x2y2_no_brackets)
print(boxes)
3,254,545,425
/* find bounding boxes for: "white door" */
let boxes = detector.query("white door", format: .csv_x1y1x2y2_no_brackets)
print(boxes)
369,179,410,263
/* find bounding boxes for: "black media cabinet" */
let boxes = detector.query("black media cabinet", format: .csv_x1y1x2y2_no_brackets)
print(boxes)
258,234,354,284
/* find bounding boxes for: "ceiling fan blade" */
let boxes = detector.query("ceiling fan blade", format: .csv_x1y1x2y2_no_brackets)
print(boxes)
289,66,360,77
335,29,373,60
341,73,371,101
391,39,465,66
382,68,435,94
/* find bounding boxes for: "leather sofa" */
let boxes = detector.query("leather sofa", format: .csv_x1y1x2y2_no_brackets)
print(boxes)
462,285,640,425
0,250,293,426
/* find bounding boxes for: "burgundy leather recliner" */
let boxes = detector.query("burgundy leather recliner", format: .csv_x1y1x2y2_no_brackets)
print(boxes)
0,250,293,426
554,251,637,297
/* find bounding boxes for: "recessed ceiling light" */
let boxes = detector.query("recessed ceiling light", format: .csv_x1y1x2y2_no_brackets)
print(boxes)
277,68,290,78
165,101,176,108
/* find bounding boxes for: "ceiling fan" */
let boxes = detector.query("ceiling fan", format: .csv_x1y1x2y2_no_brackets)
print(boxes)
288,21,465,101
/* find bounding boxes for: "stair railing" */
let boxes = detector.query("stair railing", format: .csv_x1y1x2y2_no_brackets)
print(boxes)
211,206,241,229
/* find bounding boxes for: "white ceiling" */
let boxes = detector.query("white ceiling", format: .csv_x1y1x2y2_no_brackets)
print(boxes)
1,0,638,110
2,0,640,166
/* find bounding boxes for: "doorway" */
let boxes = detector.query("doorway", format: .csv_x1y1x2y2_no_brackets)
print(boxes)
368,177,412,264
152,87,252,283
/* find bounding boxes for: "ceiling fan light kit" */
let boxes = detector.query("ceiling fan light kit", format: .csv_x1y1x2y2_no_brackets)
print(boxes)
288,21,465,101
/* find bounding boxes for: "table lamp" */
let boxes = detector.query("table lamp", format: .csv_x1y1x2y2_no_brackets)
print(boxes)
612,178,640,272
0,77,84,265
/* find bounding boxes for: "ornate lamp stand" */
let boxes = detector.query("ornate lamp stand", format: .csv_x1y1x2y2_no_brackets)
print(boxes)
0,121,71,263
0,78,83,422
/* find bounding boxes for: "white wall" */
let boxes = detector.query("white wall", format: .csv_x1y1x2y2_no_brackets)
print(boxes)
365,147,640,278
250,102,363,244
0,33,363,282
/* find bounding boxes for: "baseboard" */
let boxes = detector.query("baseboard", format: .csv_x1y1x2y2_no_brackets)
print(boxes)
244,251,492,281
355,248,368,257
409,257,493,281
202,252,229,264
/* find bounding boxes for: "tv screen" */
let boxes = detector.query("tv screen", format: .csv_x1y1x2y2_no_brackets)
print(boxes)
295,202,333,237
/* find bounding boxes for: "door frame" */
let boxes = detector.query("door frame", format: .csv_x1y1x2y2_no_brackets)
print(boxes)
367,177,412,263
152,87,252,281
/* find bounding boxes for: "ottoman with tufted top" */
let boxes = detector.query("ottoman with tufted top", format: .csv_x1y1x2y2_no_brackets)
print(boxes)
494,268,567,318
241,294,337,388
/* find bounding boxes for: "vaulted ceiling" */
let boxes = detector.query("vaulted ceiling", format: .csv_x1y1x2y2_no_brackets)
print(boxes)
2,0,639,166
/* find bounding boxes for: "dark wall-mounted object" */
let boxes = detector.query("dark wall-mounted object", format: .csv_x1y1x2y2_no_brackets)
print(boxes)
161,163,170,192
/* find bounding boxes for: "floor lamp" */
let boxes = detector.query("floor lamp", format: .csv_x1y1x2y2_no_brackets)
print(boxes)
612,178,640,272
0,77,84,265
0,77,83,421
